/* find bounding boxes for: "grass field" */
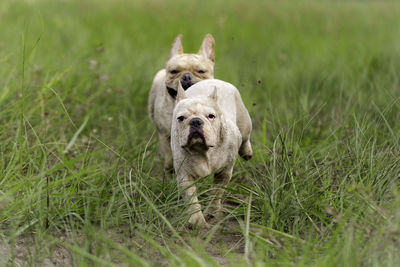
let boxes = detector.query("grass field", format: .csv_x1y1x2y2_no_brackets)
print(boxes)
1,0,400,265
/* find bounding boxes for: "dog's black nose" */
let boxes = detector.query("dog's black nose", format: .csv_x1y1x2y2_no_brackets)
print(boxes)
181,73,192,81
189,118,203,128
181,73,194,90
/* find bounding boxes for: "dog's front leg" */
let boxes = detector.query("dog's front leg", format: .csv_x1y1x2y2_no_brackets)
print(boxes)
177,174,209,228
208,167,233,217
159,133,173,175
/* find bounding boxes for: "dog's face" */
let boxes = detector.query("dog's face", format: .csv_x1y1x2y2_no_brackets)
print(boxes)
165,34,215,93
172,86,221,153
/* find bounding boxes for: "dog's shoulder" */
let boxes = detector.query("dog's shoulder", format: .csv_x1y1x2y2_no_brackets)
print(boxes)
152,69,166,86
148,69,167,120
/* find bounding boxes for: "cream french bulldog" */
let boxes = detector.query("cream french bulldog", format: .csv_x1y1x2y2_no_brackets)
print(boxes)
171,79,253,227
148,34,215,173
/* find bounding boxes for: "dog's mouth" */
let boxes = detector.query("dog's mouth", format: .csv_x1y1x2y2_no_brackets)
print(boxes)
166,86,178,99
183,129,212,151
188,130,206,145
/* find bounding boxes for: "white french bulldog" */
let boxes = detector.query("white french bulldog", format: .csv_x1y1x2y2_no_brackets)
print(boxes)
148,34,215,174
171,79,253,227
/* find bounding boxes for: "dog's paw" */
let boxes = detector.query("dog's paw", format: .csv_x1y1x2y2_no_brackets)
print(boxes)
188,221,211,230
205,206,223,219
188,213,210,229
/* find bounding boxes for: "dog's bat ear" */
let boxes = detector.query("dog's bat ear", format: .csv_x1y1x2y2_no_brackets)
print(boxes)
176,81,186,102
198,34,215,63
209,86,218,101
169,34,184,59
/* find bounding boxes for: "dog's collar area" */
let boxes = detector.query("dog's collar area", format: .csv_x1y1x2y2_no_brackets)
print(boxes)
166,86,177,99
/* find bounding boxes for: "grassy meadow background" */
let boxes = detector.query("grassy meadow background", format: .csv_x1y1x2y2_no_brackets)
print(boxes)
1,0,400,265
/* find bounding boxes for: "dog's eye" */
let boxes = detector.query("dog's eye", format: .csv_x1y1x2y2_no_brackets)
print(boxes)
177,116,185,122
170,70,179,74
208,114,216,120
197,70,206,74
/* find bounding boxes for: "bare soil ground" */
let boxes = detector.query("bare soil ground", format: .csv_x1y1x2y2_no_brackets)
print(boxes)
0,216,245,266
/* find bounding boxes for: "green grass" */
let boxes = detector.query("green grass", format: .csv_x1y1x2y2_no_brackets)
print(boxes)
1,0,400,265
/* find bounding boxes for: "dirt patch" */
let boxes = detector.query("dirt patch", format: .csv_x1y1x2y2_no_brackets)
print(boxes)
0,215,245,266
0,235,72,266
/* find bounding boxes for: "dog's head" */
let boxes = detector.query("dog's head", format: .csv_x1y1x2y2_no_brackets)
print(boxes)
165,34,215,98
172,83,221,153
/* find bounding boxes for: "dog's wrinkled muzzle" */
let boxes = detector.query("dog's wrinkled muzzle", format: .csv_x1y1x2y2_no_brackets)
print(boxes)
183,118,209,151
188,131,205,143
188,129,206,145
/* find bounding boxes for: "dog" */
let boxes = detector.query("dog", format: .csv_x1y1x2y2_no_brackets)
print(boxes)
171,79,253,227
148,34,215,174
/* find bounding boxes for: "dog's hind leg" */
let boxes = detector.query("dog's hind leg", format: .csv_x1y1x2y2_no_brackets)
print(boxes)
239,139,253,161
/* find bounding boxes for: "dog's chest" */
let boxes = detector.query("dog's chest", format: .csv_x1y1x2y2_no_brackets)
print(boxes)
185,157,213,178
186,151,231,179
183,155,213,178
